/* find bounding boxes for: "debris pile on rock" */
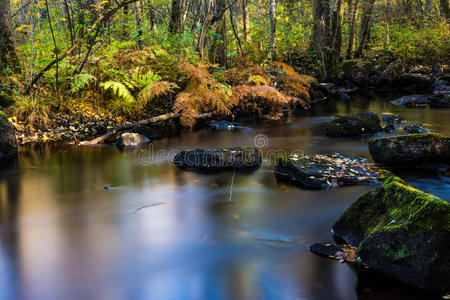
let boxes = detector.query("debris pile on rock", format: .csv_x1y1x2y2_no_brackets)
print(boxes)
274,152,380,189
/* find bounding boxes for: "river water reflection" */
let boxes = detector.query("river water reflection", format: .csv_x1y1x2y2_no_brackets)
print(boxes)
0,91,448,300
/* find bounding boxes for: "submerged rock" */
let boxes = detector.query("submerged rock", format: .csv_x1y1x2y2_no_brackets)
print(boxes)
382,115,403,124
209,120,237,130
173,147,261,171
332,174,450,294
274,152,380,190
326,112,383,137
0,111,17,159
391,94,428,107
368,133,450,166
403,124,429,134
428,95,450,108
116,133,150,148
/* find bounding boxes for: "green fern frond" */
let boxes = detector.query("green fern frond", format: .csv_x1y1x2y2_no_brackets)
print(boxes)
70,73,96,93
132,67,162,88
100,81,135,104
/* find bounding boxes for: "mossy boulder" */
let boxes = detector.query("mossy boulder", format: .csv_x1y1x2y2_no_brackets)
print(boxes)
332,174,450,294
0,111,17,159
368,133,450,166
326,112,383,137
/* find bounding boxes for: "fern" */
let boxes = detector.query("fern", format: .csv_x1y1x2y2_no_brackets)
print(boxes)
100,81,136,104
248,75,268,86
70,73,96,93
132,67,161,88
136,81,178,109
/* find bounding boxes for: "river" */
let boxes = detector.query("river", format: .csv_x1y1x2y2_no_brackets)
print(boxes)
0,90,449,300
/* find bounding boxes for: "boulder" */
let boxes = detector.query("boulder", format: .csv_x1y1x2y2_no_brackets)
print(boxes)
0,111,17,159
428,95,450,108
128,125,159,140
173,147,261,171
326,112,383,137
391,94,428,107
332,174,450,294
368,133,450,166
432,80,450,94
396,73,434,91
116,132,150,148
274,152,380,190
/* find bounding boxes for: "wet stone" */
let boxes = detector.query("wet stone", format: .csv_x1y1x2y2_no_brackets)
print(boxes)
173,147,262,172
274,152,380,190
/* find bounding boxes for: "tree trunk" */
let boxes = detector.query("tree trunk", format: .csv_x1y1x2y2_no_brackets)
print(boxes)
0,0,19,69
135,0,143,49
328,0,344,78
356,0,375,57
269,0,276,61
346,0,358,58
169,0,182,33
243,0,249,42
440,0,449,19
210,0,227,67
311,0,330,78
199,0,215,61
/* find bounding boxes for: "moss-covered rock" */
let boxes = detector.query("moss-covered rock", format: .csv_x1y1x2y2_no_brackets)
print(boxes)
368,133,450,166
326,112,383,137
332,174,450,294
0,111,17,159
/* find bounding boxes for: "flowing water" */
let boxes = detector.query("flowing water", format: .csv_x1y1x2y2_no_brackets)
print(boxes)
1,91,449,300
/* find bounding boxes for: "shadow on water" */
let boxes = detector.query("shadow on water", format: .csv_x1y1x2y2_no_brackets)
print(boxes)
0,91,448,300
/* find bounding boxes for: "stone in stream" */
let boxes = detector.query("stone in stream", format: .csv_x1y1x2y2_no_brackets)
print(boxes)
208,120,238,130
325,112,383,137
0,111,17,159
332,173,450,294
403,124,429,134
391,94,428,107
274,152,380,190
368,133,450,166
382,115,404,124
396,73,435,91
173,147,261,171
116,132,150,148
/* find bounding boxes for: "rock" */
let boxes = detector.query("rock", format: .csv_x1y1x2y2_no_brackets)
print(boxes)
335,91,350,101
428,95,450,108
432,80,450,94
382,115,403,124
274,152,380,190
368,133,450,166
403,124,429,134
326,112,383,137
0,111,17,159
332,174,450,294
383,123,395,133
128,125,159,140
396,73,434,91
173,147,261,171
391,94,428,107
209,120,236,130
116,132,150,148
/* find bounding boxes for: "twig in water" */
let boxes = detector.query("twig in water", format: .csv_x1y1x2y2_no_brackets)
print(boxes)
228,171,235,202
134,202,163,213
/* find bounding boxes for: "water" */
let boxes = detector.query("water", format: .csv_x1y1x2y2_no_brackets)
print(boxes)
0,91,449,300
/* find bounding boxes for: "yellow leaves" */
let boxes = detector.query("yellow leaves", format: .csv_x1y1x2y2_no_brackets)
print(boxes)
248,75,268,86
60,18,67,22
15,24,31,31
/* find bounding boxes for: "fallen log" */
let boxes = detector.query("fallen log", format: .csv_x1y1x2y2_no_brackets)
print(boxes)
80,112,216,145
